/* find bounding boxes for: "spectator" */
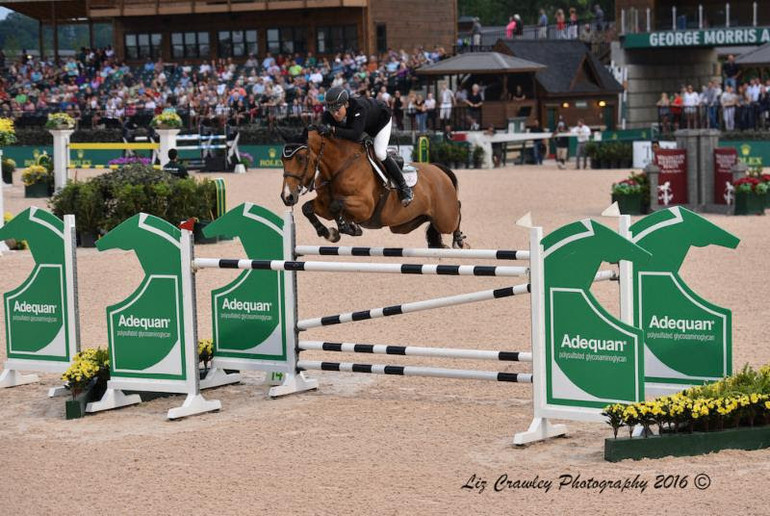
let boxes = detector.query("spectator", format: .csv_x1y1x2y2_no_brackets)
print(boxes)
163,149,188,179
555,9,566,39
465,84,483,130
538,10,548,39
593,4,605,31
424,92,436,130
569,8,579,39
554,116,569,169
472,18,482,48
571,119,592,169
506,16,517,39
723,55,739,90
415,94,427,133
721,85,738,131
439,83,454,127
683,84,700,129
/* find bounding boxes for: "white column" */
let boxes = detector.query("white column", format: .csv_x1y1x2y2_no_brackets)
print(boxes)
156,128,180,168
699,5,704,29
0,149,6,254
50,128,74,192
726,3,730,28
647,8,651,32
672,7,677,30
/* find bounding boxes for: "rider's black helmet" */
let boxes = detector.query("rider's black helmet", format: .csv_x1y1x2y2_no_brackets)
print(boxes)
325,87,349,112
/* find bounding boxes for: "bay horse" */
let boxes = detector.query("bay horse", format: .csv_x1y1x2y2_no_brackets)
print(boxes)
280,127,468,249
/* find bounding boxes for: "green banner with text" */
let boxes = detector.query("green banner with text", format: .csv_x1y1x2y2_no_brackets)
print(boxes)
624,27,770,49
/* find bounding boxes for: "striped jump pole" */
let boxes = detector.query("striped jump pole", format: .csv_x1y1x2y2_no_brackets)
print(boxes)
299,340,533,362
193,258,529,277
297,361,533,383
297,283,531,330
296,245,531,261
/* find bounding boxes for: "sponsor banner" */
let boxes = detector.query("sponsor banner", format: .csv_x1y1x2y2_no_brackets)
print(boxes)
714,147,738,205
654,149,688,205
624,27,770,49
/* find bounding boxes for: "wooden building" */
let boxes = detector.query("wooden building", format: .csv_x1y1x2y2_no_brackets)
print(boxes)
494,40,623,130
0,0,457,62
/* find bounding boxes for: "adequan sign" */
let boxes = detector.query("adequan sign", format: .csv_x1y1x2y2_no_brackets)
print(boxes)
623,27,770,49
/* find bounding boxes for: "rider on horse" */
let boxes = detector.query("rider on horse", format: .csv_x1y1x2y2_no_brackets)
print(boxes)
319,86,414,206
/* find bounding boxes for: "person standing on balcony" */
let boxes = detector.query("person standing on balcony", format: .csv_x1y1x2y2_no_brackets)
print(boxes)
472,18,482,49
506,16,518,39
593,4,605,32
568,8,579,39
465,84,483,130
721,85,737,131
555,9,566,39
439,83,454,127
538,10,549,39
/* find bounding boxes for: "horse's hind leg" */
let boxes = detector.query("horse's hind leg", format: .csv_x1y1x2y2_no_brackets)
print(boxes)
302,200,340,243
426,224,445,248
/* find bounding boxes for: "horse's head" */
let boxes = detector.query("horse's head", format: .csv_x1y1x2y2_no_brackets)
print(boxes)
280,142,312,206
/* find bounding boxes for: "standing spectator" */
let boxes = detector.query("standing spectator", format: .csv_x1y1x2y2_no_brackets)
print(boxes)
465,84,483,130
506,16,517,39
657,92,671,132
568,8,579,39
415,94,427,133
538,10,549,39
391,90,404,130
472,18,482,48
593,4,605,31
554,115,569,169
683,84,700,128
424,92,436,130
406,92,417,131
555,9,566,39
571,119,592,169
723,54,739,89
758,85,770,129
439,83,454,127
721,85,737,131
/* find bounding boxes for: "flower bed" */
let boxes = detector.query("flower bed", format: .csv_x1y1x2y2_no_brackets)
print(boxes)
733,175,768,215
610,171,649,214
0,117,17,147
603,365,770,461
45,113,76,130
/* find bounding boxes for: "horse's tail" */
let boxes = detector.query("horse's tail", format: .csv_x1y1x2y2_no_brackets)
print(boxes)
432,162,459,192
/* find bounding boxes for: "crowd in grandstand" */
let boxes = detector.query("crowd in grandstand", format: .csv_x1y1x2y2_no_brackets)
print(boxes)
0,45,450,132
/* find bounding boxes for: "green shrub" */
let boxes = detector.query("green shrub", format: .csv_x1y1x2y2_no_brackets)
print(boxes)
50,163,218,238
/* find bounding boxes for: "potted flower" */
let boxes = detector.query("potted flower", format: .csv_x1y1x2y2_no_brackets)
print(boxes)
0,117,17,147
733,176,767,215
21,164,53,198
472,146,485,168
61,347,110,419
2,157,15,185
45,112,76,130
611,176,644,214
198,338,214,376
238,152,254,169
150,109,183,130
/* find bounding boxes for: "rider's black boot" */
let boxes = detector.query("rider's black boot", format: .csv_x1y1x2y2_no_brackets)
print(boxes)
384,155,413,207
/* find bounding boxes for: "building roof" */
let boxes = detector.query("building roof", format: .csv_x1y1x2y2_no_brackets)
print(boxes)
735,43,770,65
495,39,623,95
416,52,546,75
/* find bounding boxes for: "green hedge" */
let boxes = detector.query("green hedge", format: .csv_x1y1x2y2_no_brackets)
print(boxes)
49,163,217,237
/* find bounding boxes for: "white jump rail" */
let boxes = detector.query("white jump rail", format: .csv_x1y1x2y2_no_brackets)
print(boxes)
295,246,531,261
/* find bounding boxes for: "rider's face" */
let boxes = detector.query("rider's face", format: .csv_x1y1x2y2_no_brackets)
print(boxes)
331,104,347,122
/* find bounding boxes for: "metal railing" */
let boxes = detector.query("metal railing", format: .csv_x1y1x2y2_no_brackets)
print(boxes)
620,2,762,34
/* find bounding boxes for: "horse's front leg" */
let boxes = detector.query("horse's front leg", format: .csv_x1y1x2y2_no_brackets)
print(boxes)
302,199,340,243
328,198,363,237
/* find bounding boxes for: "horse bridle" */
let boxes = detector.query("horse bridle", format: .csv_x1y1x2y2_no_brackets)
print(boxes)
282,138,326,193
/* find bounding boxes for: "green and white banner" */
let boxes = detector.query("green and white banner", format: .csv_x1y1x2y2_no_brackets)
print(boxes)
624,27,770,49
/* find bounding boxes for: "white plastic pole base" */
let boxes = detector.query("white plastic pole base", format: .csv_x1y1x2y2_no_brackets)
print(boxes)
48,385,70,397
268,372,318,398
260,371,286,387
198,367,241,390
233,164,246,174
167,393,221,420
513,417,568,446
0,368,40,388
86,388,142,413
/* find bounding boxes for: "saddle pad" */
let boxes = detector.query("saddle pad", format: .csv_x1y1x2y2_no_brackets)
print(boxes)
403,164,418,187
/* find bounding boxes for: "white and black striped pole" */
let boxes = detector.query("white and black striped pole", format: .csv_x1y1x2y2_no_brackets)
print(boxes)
297,361,533,383
297,283,531,330
193,258,529,277
295,245,530,261
299,340,533,362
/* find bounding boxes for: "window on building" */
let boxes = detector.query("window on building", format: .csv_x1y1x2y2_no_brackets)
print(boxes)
125,32,162,60
171,31,210,59
267,27,306,55
218,30,258,57
317,25,358,54
376,24,387,54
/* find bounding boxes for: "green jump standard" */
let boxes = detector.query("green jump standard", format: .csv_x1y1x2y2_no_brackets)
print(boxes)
605,425,770,462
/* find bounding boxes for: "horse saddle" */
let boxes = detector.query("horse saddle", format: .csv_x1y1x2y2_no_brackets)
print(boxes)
363,139,418,188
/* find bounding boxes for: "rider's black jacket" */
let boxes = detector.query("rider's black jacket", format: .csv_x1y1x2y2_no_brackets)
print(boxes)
322,97,391,142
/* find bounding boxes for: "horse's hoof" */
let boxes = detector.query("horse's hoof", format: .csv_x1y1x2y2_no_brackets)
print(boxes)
327,228,341,243
351,225,363,237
